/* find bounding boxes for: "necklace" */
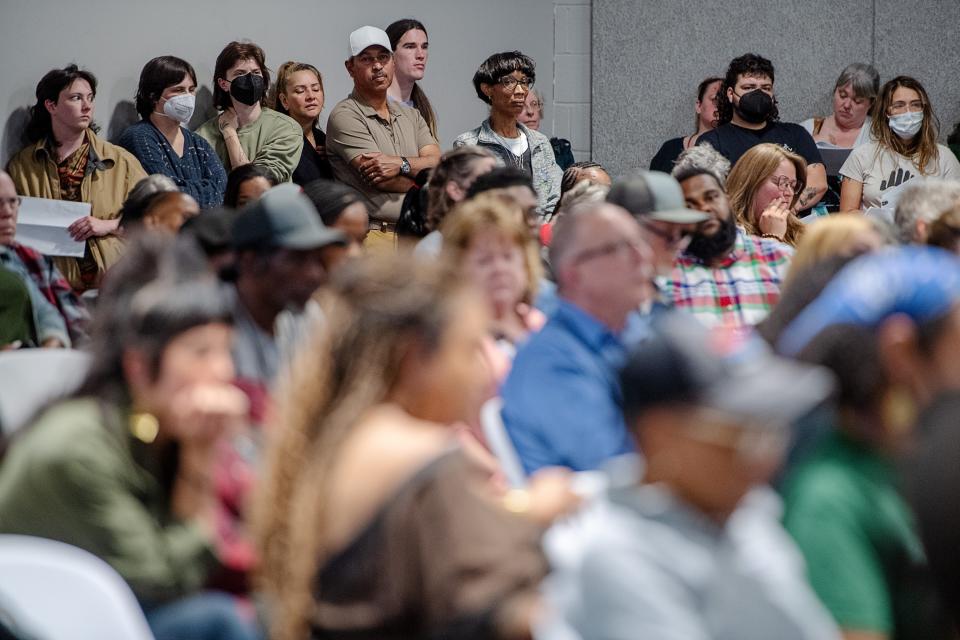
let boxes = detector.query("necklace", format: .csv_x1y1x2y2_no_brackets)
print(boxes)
490,130,527,168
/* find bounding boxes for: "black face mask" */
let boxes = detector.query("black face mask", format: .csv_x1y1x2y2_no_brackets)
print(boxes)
734,89,775,124
685,213,738,263
229,73,265,106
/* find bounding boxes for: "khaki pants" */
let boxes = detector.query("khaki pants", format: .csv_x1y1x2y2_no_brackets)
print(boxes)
363,229,398,253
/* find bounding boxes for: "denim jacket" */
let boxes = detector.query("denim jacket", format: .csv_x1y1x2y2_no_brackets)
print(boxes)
453,120,562,218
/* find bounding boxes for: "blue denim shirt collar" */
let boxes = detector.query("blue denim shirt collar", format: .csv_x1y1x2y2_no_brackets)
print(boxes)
553,298,624,354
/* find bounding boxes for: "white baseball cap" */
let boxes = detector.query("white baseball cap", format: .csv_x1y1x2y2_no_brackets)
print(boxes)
348,26,392,57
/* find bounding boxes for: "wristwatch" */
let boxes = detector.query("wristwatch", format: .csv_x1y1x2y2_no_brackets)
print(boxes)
399,156,411,176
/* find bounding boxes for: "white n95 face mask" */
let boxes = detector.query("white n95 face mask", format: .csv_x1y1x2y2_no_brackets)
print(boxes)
888,111,923,139
161,93,196,125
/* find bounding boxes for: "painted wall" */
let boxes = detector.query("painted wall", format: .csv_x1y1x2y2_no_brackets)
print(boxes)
0,0,573,165
592,0,960,177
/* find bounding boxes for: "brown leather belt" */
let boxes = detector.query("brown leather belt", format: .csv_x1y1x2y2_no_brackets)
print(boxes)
369,220,398,232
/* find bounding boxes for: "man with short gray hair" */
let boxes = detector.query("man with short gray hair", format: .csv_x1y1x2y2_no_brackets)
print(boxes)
893,178,960,243
501,202,654,474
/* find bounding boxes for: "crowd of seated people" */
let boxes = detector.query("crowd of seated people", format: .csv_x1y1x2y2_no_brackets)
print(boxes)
3,20,960,640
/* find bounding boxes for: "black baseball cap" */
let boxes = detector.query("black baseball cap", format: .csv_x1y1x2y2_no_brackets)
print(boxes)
620,313,834,426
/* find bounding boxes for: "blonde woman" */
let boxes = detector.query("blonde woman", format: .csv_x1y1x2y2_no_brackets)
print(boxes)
253,255,555,640
442,193,545,376
272,61,333,186
727,142,808,246
783,213,888,289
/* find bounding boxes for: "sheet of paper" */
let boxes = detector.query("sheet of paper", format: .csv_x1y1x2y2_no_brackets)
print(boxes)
16,197,89,257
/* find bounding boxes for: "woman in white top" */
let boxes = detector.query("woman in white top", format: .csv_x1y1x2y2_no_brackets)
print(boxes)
840,76,960,212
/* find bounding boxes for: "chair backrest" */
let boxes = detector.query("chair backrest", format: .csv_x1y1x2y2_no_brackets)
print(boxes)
479,397,527,489
0,350,90,435
0,535,154,640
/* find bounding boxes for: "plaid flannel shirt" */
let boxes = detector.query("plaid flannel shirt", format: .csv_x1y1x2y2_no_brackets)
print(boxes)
7,243,90,346
661,229,792,329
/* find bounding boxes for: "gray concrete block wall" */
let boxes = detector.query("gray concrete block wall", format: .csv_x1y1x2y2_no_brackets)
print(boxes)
874,0,960,145
553,0,593,160
590,0,957,178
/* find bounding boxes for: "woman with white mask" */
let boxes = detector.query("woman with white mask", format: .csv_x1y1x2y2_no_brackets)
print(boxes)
839,76,960,212
119,56,227,208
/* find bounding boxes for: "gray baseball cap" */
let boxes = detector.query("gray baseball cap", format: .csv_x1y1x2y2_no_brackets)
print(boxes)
620,313,834,426
607,171,709,224
232,184,347,251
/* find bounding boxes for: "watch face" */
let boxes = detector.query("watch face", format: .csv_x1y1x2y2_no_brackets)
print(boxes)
401,158,411,174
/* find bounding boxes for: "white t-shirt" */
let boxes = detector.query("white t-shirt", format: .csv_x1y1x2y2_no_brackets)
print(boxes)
839,141,960,210
493,131,529,157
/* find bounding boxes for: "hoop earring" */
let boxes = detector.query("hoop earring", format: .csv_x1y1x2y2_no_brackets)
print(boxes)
882,385,917,437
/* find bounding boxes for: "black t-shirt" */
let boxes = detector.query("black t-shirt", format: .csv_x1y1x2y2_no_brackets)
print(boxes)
649,137,685,173
696,121,823,168
292,126,334,187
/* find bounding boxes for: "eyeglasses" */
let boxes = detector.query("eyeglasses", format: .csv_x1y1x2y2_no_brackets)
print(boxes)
499,76,534,91
640,221,692,248
527,100,543,111
356,52,392,66
573,238,646,265
888,100,924,115
0,196,21,210
769,175,801,195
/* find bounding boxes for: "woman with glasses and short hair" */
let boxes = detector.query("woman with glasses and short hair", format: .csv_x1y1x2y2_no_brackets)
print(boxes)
454,51,562,218
727,142,808,246
518,88,576,171
839,76,960,212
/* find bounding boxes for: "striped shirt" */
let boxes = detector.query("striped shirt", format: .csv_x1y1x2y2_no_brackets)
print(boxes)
661,228,792,329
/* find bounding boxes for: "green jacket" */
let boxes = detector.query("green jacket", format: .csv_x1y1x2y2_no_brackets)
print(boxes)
0,398,217,605
195,108,303,183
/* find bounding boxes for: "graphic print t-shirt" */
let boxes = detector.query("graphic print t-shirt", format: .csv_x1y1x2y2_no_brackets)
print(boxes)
840,141,960,210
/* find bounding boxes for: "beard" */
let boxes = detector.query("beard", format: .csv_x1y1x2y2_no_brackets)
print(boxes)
685,215,738,263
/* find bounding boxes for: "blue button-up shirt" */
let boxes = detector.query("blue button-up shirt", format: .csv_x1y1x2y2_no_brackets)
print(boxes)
501,299,634,475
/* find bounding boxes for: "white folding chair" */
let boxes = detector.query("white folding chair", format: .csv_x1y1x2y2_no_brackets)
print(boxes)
0,535,154,639
0,349,90,434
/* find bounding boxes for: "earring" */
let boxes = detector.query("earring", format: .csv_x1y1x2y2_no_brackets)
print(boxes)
882,385,917,437
130,412,159,444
